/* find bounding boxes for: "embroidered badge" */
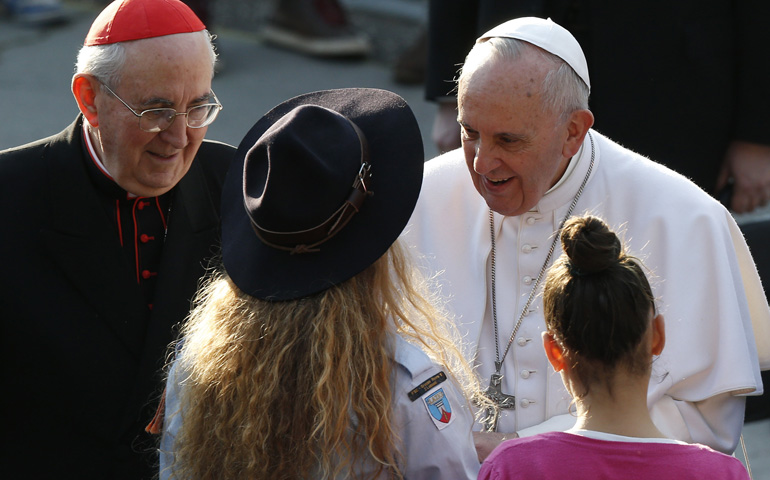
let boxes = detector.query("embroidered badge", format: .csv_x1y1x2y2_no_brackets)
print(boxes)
423,387,453,430
408,371,447,402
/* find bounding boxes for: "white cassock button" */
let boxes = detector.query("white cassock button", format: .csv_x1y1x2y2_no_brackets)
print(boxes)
517,337,530,347
526,216,536,225
522,244,533,254
523,275,533,285
520,399,533,408
520,369,531,379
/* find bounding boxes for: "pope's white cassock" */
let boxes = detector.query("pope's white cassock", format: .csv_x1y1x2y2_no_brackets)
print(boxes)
402,129,770,453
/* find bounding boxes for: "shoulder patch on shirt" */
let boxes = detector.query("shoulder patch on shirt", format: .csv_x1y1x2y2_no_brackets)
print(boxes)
408,371,447,402
423,387,453,430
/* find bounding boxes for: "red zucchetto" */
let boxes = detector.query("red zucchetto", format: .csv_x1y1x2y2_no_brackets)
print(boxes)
84,0,205,46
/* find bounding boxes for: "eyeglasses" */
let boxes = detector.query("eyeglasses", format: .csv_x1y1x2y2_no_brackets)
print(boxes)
100,82,222,133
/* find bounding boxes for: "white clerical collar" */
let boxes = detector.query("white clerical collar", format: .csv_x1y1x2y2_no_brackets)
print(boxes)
82,122,112,178
82,122,139,198
548,141,584,193
534,132,595,215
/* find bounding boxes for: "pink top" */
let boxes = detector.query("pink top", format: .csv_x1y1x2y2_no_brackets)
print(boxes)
478,431,750,480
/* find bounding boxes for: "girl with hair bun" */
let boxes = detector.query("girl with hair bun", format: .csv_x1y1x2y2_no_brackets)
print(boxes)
478,215,750,479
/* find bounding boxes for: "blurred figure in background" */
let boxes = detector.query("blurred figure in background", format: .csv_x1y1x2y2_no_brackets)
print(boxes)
1,0,67,25
184,0,371,58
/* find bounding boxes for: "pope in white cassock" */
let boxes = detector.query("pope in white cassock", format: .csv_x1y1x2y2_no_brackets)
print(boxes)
402,17,770,458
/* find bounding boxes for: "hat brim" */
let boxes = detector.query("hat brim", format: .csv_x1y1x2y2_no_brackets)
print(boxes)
221,88,424,301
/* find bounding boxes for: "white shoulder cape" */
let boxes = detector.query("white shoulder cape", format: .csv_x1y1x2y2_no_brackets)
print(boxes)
403,130,769,408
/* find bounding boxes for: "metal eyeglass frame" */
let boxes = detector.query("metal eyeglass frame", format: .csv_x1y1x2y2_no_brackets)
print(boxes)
99,81,223,133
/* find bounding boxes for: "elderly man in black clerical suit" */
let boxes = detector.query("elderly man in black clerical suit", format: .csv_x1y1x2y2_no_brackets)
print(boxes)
0,0,235,478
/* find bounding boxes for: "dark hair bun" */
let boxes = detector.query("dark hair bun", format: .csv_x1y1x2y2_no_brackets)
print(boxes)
560,215,621,275
544,215,656,389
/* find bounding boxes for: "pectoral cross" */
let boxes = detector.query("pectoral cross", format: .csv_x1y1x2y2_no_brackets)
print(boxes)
481,370,516,432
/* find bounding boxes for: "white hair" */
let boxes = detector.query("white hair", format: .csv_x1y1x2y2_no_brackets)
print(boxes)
459,37,590,122
74,30,217,87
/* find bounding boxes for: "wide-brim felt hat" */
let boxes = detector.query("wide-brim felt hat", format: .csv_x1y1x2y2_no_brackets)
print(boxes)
221,88,424,301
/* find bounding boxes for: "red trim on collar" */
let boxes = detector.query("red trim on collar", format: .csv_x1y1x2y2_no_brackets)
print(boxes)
133,200,140,283
115,199,124,247
155,197,168,230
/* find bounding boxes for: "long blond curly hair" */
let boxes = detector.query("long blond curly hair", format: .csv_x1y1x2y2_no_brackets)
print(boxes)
164,240,481,479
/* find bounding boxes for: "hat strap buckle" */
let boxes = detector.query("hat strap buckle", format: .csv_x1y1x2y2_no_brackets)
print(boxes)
250,121,373,254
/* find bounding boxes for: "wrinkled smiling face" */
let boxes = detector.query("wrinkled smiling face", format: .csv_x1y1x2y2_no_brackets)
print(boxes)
90,32,214,197
458,55,571,217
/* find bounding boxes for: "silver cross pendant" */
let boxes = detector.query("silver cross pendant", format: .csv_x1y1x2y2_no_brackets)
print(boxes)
481,371,516,432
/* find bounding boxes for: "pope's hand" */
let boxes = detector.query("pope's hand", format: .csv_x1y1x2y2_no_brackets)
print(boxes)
473,430,517,462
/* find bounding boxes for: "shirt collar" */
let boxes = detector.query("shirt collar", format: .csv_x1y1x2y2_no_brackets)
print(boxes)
535,132,594,215
81,121,138,199
548,141,584,193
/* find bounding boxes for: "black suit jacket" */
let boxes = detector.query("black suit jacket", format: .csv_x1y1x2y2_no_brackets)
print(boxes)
0,117,235,479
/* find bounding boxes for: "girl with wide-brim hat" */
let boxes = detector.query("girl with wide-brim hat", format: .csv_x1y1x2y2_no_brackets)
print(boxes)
159,88,484,479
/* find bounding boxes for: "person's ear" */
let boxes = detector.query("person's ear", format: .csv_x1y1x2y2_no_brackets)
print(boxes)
72,74,101,127
542,331,566,371
562,109,594,159
651,314,666,356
